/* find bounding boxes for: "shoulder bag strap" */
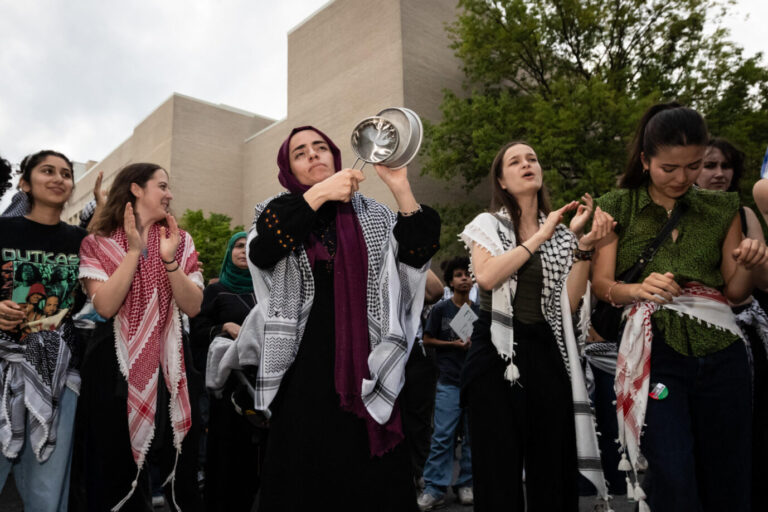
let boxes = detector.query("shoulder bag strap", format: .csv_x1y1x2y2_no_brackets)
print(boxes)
622,202,687,283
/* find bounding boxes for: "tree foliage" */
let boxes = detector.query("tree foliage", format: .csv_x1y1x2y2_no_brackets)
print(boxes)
422,0,768,207
433,201,486,260
179,209,244,283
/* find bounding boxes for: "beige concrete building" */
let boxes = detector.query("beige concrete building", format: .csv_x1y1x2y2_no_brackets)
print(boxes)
65,0,470,226
65,95,274,225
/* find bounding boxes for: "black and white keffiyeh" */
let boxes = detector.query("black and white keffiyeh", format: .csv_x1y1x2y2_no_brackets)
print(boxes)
207,192,428,426
735,299,768,373
0,323,79,462
460,209,608,500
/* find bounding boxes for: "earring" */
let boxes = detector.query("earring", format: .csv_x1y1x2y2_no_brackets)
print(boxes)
643,168,649,173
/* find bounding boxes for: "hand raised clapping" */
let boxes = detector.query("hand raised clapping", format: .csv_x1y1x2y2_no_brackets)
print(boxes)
569,193,594,237
537,201,579,241
159,214,181,263
124,203,143,254
577,206,616,250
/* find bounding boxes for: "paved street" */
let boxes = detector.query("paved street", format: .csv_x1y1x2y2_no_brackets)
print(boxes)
436,487,637,512
1,478,638,511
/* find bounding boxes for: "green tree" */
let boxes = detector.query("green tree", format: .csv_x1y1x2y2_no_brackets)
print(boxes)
433,201,486,260
423,0,768,207
179,209,244,283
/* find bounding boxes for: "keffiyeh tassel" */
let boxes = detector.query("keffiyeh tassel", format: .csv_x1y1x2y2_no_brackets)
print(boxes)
615,283,745,512
504,359,520,382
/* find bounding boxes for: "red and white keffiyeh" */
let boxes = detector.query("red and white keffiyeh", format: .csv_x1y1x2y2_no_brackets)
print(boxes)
615,282,743,470
79,225,202,471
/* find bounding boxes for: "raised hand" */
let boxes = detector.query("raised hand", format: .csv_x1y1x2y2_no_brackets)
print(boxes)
569,193,594,237
374,163,420,215
303,168,365,209
159,214,181,263
537,201,579,241
577,207,616,250
124,203,143,254
732,237,768,270
633,272,682,304
373,163,408,190
93,170,107,206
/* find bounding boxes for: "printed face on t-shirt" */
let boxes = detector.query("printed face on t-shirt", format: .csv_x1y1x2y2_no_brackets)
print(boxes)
1,248,80,338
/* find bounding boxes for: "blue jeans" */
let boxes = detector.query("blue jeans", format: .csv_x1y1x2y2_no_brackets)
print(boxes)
423,380,472,497
642,337,752,512
0,386,77,512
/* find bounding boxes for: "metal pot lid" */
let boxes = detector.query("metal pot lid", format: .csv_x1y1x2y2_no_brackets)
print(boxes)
350,116,399,164
376,107,423,169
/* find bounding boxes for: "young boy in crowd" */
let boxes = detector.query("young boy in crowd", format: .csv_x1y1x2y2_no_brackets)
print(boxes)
417,257,478,510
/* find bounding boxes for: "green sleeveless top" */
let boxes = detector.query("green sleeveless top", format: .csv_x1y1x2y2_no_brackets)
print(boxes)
595,186,740,356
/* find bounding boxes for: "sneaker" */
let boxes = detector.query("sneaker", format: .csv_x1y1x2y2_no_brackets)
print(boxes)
417,492,445,511
457,486,474,506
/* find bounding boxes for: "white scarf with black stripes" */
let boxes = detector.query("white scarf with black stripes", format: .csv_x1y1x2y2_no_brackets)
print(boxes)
735,299,768,374
0,323,79,462
460,209,608,500
206,192,428,426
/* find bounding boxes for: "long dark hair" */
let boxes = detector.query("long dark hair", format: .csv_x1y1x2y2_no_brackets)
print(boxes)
620,102,708,189
19,150,74,206
489,141,551,240
707,138,745,192
89,163,165,236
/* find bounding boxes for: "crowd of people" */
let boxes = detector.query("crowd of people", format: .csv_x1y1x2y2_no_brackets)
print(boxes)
0,101,766,512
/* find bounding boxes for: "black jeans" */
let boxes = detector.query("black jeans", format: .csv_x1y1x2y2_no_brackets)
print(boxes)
642,337,752,512
465,318,578,512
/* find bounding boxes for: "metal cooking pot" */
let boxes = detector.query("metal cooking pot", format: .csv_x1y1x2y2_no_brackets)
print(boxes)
350,107,423,169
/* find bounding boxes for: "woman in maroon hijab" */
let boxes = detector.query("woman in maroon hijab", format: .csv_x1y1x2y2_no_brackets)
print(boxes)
239,126,439,511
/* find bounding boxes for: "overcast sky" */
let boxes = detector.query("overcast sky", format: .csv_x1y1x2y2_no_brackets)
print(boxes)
0,0,766,167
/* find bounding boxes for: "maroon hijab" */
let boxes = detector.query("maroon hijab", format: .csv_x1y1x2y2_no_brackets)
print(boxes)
277,126,403,457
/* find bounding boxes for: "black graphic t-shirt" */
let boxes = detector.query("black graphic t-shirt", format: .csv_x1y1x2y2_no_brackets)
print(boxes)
0,217,87,342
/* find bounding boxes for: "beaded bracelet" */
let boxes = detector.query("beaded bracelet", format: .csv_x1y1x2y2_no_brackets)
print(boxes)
607,280,623,308
399,205,423,217
573,247,594,261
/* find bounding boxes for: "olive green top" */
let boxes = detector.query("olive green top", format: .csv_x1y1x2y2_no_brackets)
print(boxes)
595,186,740,356
513,252,546,324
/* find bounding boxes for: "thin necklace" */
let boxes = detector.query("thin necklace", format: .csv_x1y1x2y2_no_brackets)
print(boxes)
648,187,674,218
